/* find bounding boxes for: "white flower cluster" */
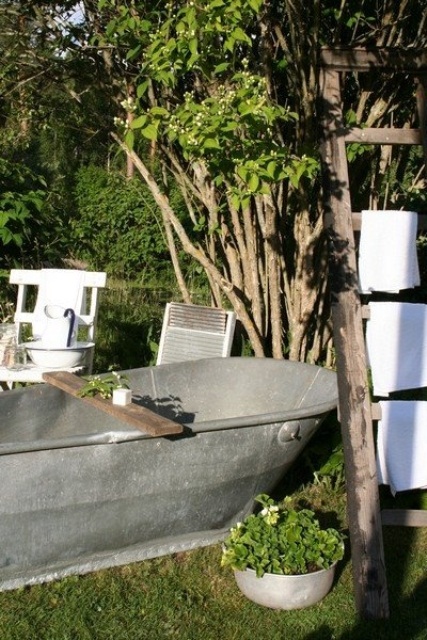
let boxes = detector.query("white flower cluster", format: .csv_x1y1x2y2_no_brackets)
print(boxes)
113,116,129,130
260,505,279,526
120,98,136,112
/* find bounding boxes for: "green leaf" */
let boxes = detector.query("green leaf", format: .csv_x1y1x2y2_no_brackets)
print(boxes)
238,102,256,116
29,195,44,212
248,173,259,192
231,27,251,45
230,192,242,210
236,165,248,182
0,228,15,245
188,38,198,56
126,44,141,60
214,62,230,74
266,161,277,179
203,138,221,149
130,115,148,129
249,0,264,10
223,35,235,53
141,123,158,141
149,106,169,117
139,19,152,32
136,80,149,98
124,129,135,150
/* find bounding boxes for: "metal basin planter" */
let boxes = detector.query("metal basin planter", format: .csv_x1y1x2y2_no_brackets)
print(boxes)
233,563,338,610
0,357,337,590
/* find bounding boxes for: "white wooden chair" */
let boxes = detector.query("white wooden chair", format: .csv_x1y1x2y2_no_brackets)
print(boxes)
0,269,106,386
156,302,236,365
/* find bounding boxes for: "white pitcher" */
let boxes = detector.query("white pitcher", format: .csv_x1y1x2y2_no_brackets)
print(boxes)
41,305,76,349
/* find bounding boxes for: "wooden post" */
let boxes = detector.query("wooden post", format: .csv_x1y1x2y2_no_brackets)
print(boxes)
319,67,389,619
415,74,427,175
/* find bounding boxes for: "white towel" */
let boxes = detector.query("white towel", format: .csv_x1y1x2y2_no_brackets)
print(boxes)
377,401,427,494
358,210,420,293
366,302,427,396
32,269,85,340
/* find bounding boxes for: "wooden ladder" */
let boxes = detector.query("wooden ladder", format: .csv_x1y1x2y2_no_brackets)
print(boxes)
319,46,427,619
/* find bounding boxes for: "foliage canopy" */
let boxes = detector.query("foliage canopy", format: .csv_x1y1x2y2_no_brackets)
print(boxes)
0,0,425,360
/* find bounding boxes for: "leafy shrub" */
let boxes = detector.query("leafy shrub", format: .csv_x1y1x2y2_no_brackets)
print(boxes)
71,166,170,281
0,159,46,272
92,285,165,372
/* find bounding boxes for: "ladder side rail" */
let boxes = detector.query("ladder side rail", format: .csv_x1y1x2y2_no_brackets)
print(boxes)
319,67,389,620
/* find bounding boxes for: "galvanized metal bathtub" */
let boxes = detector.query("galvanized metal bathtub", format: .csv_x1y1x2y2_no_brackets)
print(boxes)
0,357,337,590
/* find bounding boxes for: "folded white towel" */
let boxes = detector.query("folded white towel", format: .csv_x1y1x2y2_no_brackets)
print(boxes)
32,269,85,340
377,401,427,494
359,210,419,293
366,302,427,396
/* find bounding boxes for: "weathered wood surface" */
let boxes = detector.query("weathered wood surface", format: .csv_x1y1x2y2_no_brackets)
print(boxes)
344,127,422,145
319,67,389,619
416,76,427,175
381,509,427,527
370,403,382,420
320,47,427,72
43,371,183,437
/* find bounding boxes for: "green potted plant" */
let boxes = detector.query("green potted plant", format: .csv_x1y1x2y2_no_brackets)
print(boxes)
221,494,345,610
78,371,130,400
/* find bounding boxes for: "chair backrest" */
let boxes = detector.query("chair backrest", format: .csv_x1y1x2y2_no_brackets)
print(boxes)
9,269,107,372
156,302,236,365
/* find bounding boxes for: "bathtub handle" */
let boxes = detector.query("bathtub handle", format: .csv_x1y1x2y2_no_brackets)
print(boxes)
278,421,301,444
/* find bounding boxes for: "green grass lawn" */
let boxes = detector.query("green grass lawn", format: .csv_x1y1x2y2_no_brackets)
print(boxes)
0,486,426,640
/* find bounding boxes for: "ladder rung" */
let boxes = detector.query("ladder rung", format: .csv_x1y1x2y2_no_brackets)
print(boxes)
320,46,427,72
381,509,427,527
344,127,422,145
371,403,382,420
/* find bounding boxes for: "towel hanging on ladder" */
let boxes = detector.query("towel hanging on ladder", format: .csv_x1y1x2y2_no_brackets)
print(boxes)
358,210,420,293
377,400,427,495
366,302,427,396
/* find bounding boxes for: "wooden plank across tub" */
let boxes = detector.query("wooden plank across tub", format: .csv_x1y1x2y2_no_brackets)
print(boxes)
43,371,183,437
